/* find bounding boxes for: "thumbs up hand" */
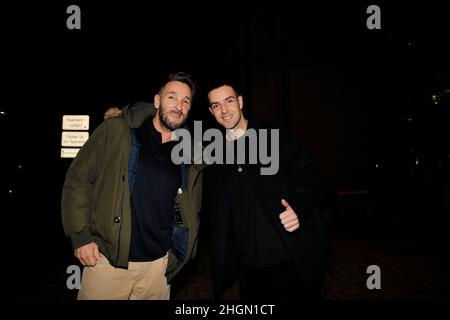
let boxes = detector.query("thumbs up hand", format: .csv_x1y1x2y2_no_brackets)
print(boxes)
279,199,300,232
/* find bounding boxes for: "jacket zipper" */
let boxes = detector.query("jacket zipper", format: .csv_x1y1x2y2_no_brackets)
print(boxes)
115,157,126,266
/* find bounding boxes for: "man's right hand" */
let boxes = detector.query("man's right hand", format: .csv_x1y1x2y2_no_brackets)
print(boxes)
104,107,123,119
74,242,101,267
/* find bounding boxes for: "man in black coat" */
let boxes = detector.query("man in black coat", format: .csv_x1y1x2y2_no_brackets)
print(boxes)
203,80,330,300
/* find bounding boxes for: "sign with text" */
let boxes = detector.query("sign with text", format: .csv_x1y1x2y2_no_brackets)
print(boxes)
61,131,89,147
61,148,80,158
62,115,90,130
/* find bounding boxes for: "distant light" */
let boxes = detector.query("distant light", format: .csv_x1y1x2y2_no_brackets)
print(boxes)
17,165,22,170
432,94,440,104
8,190,13,194
415,157,419,166
408,42,412,46
375,163,379,169
0,111,6,115
406,117,413,122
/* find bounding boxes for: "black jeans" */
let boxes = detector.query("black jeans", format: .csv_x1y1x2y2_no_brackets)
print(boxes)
238,260,324,300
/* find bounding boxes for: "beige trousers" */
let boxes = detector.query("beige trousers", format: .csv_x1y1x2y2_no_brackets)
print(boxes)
77,253,170,300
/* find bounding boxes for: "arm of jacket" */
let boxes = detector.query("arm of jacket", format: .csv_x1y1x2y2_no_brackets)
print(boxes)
122,101,156,128
282,132,321,228
61,120,108,250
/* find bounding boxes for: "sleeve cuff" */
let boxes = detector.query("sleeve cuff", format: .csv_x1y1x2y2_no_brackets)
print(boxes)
71,228,96,250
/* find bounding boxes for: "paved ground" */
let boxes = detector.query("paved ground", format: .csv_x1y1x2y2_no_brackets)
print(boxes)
171,216,450,300
10,214,449,300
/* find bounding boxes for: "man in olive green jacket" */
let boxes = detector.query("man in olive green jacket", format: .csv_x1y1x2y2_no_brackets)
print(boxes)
61,72,204,299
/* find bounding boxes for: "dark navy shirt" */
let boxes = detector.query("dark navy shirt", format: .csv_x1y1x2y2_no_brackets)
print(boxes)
129,117,180,261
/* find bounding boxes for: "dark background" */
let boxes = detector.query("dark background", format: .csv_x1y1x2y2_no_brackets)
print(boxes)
1,1,449,300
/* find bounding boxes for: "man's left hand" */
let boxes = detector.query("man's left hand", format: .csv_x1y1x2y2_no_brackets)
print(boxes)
279,199,300,232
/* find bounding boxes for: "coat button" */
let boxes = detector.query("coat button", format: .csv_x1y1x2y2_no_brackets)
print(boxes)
114,216,121,223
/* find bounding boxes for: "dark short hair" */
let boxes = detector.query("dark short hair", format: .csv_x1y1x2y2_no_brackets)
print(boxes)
160,72,198,97
205,74,241,98
205,76,242,110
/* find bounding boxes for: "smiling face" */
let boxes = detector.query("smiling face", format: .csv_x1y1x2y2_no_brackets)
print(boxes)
154,80,192,131
208,85,246,131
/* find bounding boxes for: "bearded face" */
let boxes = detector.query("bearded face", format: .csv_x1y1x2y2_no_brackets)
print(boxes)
157,101,189,131
156,80,192,131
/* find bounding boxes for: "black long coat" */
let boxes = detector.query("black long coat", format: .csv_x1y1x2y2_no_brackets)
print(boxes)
202,123,331,297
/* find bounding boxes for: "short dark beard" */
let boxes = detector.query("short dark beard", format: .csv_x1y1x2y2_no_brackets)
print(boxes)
158,107,187,131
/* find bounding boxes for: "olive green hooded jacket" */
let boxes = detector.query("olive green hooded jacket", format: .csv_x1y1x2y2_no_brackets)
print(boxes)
61,102,204,282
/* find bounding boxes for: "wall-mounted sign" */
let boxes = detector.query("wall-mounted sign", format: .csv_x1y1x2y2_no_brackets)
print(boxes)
61,148,80,158
61,131,89,147
62,115,90,130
